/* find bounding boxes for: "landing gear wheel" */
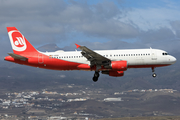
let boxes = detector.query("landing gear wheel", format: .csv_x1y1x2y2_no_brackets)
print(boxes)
94,71,99,77
92,71,100,82
152,73,157,78
151,67,157,78
93,76,98,82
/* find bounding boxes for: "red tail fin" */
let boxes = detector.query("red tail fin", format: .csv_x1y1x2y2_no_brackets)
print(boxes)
7,27,38,55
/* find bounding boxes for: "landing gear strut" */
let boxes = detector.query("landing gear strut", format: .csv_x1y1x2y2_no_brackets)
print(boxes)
93,71,100,82
151,67,157,78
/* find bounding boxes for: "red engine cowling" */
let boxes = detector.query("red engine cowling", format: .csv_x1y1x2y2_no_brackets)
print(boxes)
111,61,128,71
102,71,124,77
109,71,124,77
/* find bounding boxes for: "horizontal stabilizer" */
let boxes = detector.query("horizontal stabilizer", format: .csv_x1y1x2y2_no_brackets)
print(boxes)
8,53,28,60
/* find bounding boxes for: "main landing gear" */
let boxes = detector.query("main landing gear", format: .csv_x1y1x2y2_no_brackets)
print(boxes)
92,65,101,82
93,71,100,82
152,67,157,78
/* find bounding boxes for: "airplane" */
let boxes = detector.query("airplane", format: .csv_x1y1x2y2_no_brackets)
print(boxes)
4,27,177,82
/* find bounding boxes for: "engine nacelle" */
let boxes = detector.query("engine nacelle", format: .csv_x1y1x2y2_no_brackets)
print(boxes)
102,71,124,77
111,61,128,71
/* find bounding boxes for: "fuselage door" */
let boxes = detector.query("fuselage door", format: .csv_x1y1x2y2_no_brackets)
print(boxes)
151,50,157,62
38,54,44,64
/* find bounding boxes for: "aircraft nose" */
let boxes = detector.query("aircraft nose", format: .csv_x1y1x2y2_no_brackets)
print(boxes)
170,56,176,64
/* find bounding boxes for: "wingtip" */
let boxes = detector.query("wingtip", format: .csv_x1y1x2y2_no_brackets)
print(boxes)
75,43,80,49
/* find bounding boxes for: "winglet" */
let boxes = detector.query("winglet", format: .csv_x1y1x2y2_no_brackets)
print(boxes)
75,43,80,49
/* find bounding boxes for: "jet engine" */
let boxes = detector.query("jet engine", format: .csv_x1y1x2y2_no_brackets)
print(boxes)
111,60,128,71
102,70,124,77
104,60,128,71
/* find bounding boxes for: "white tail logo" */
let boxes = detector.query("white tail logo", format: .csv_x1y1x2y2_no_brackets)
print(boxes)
15,37,25,46
8,30,27,52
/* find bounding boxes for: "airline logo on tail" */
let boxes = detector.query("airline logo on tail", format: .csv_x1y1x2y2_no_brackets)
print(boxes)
8,30,27,51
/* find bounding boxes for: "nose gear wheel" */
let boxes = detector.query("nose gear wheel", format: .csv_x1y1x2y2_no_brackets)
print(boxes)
151,67,157,78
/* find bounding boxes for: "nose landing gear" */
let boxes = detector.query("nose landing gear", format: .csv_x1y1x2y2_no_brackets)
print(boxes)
152,73,157,77
152,67,157,78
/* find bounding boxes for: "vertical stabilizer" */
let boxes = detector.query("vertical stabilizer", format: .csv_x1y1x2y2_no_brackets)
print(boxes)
7,27,38,55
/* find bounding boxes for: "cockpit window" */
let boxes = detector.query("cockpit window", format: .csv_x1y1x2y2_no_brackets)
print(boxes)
162,53,169,55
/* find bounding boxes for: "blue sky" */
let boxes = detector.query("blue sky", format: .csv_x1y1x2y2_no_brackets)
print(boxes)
0,0,180,58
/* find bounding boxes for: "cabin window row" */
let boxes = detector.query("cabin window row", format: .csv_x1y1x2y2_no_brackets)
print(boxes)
103,53,151,57
49,53,151,59
50,56,83,59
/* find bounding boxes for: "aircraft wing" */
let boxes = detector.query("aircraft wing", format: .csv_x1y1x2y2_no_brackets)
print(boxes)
75,44,111,66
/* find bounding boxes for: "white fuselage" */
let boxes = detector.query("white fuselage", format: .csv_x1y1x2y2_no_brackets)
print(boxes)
43,48,176,68
5,27,177,81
